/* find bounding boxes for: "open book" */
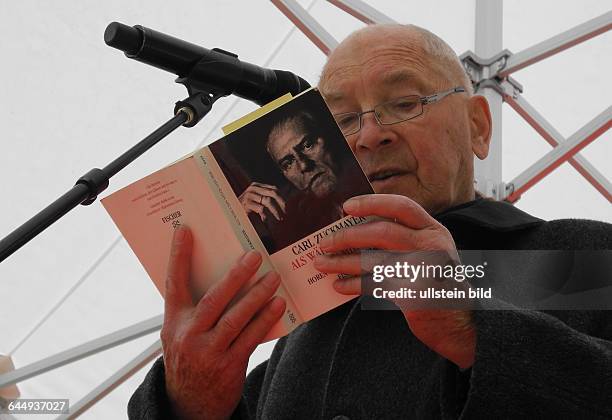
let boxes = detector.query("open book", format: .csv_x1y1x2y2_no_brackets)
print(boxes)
101,88,374,341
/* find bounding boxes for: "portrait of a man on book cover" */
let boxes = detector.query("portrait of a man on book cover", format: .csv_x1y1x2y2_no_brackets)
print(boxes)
210,90,372,254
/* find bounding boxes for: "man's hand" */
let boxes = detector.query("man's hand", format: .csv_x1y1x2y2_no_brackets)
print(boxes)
313,194,476,369
238,182,286,222
161,226,286,420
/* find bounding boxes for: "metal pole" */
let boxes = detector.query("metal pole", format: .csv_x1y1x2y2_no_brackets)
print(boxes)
499,80,611,203
0,315,162,388
506,106,612,202
326,0,396,24
270,0,338,55
56,340,162,420
474,0,504,199
497,11,612,78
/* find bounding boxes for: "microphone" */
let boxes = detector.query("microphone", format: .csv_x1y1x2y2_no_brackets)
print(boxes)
104,22,311,106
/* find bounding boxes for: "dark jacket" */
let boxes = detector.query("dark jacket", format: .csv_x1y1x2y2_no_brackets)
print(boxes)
128,197,612,419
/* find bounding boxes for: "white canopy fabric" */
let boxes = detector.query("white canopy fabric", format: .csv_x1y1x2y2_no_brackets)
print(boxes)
1,1,610,418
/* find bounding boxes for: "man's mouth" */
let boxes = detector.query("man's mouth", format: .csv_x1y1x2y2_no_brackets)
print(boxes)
307,172,325,189
368,169,408,183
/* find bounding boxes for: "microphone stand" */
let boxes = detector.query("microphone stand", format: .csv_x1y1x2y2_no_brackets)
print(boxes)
0,89,222,263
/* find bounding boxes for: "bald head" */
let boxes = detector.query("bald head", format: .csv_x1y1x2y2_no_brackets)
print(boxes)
320,24,472,96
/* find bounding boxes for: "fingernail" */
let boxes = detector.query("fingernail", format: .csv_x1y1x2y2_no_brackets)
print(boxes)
270,296,286,313
343,198,358,212
243,250,262,268
173,226,187,241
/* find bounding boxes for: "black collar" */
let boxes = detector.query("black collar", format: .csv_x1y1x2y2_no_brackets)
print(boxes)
433,197,544,232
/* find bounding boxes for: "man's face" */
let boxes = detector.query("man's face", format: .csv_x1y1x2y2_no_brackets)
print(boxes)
319,27,479,215
267,121,338,198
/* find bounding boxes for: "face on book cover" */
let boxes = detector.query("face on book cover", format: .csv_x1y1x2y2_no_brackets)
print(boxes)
266,113,339,199
319,25,490,215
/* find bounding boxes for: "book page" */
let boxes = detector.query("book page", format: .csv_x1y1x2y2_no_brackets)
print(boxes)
222,93,293,135
101,158,243,300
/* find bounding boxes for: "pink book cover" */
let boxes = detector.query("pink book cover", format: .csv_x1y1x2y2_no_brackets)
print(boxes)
101,89,374,341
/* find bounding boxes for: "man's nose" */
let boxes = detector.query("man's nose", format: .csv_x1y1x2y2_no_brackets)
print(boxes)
296,154,314,172
354,112,396,152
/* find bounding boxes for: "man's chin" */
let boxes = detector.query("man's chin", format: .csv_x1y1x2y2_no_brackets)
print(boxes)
311,187,334,199
310,177,337,198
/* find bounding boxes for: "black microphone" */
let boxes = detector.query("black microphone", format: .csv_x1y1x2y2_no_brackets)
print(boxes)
104,22,311,106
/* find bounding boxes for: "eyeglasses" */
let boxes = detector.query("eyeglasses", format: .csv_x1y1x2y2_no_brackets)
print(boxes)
332,86,466,136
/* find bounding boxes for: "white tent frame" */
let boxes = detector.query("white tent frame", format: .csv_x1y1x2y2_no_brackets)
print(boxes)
0,2,610,418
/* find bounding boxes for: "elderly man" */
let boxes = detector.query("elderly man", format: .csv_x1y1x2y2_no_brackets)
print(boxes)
128,24,612,419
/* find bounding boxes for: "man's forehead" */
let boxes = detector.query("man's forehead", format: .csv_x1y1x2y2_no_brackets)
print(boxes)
321,68,429,103
320,31,434,101
268,127,304,158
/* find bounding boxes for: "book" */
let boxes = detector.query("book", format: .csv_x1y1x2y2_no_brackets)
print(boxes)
101,88,374,341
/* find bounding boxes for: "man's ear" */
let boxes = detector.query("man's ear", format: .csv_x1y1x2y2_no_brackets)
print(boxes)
468,95,492,160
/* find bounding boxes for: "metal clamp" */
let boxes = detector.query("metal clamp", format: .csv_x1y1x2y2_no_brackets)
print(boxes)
459,49,525,99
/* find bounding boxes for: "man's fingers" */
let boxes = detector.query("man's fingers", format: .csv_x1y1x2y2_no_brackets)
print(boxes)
253,202,268,222
191,251,263,332
343,194,434,229
212,271,282,349
314,252,394,277
164,226,194,316
314,253,362,275
320,221,418,252
260,196,284,221
242,200,267,222
230,296,286,360
246,185,287,215
313,255,364,296
333,276,361,295
262,189,287,214
250,182,279,192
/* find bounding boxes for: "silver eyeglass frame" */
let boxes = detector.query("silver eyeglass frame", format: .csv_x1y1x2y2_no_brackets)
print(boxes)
333,86,466,136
